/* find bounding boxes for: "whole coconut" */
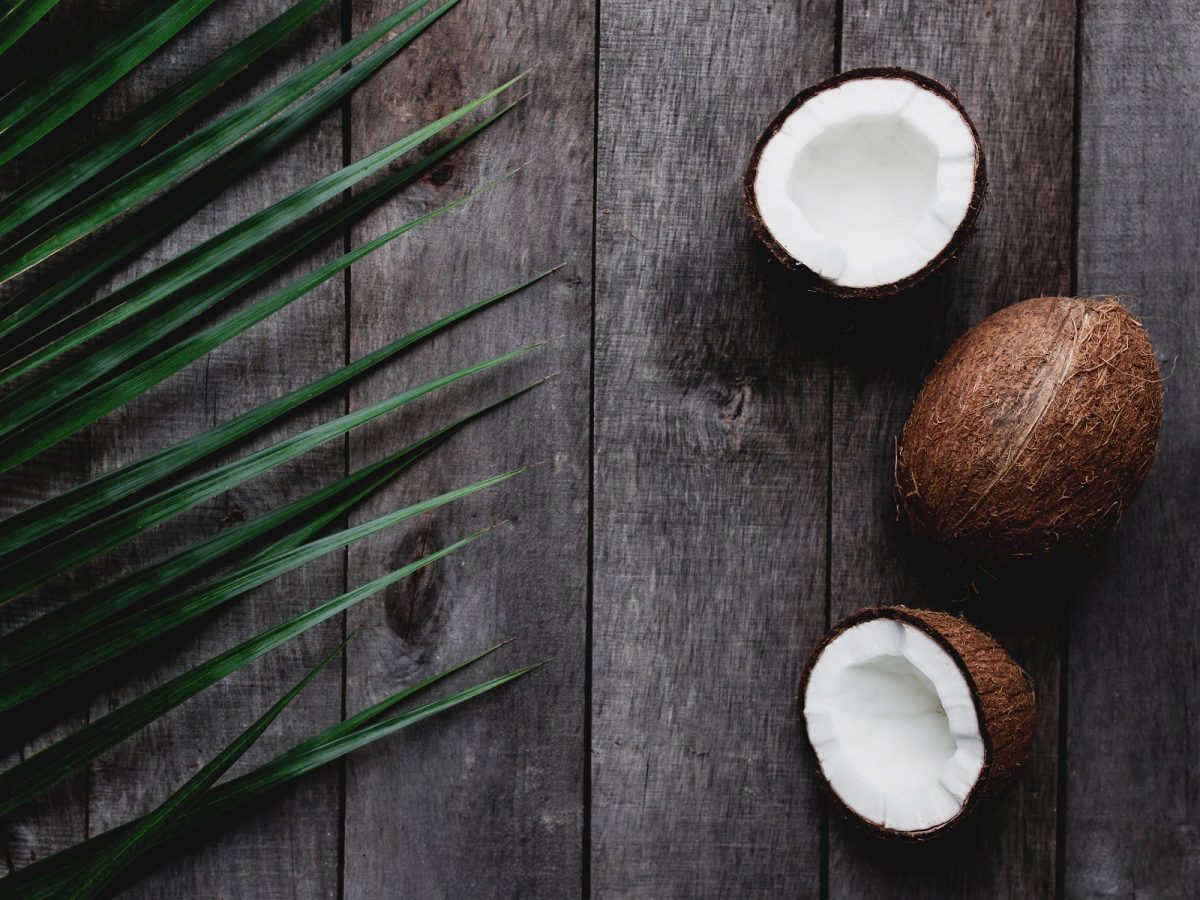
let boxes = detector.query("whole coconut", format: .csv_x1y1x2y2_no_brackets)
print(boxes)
896,296,1163,564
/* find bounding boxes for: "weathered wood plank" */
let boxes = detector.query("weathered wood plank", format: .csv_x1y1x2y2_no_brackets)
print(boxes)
341,1,593,897
1,2,351,896
827,2,1076,897
0,0,107,877
591,3,835,896
1067,1,1200,895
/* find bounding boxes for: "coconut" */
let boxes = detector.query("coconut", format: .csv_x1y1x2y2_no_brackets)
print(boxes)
800,606,1035,839
895,296,1163,565
743,67,986,298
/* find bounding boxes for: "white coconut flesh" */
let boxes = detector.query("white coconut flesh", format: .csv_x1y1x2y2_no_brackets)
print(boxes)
753,78,978,289
803,617,986,833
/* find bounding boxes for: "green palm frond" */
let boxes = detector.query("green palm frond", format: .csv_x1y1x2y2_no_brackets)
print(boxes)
59,636,349,899
0,530,485,816
0,343,540,602
0,0,455,332
0,0,329,222
0,382,539,676
0,0,221,166
0,271,551,559
0,77,523,370
0,168,524,472
0,0,459,284
0,650,534,900
0,465,524,736
0,0,62,56
0,0,548,890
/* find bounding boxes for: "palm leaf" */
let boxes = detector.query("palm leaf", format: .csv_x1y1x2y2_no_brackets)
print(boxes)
0,0,61,57
0,0,458,330
0,168,523,472
0,0,463,284
0,381,542,678
0,76,523,378
0,467,525,719
0,0,329,227
0,651,532,900
0,531,484,817
0,269,552,560
0,0,546,889
58,635,348,899
0,99,521,391
0,0,221,167
0,342,540,599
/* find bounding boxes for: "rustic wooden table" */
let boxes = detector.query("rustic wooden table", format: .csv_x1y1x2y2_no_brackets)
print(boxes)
2,0,1196,897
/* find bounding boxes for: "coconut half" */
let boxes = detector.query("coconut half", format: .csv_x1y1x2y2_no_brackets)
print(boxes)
800,607,1035,839
745,68,986,297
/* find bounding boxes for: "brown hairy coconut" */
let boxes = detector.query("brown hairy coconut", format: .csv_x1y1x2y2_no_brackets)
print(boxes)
800,606,1035,840
743,67,986,298
896,296,1163,565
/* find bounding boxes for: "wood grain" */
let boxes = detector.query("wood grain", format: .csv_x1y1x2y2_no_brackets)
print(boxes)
0,0,106,878
591,3,835,897
1068,1,1200,895
828,2,1076,897
5,0,1200,896
341,0,593,897
86,1,351,896
0,1,350,895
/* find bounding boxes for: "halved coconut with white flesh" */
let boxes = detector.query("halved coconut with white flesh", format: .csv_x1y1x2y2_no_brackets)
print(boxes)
745,68,986,297
800,607,1034,839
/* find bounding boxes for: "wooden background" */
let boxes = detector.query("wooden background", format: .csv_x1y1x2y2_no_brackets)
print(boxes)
2,0,1197,897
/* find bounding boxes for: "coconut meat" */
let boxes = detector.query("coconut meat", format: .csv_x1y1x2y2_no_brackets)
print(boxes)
804,617,985,833
753,78,977,289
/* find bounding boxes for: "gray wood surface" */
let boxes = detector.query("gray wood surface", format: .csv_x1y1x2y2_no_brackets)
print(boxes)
340,0,593,896
84,2,350,897
591,3,834,897
1069,1,1200,896
1,0,1197,897
0,0,104,877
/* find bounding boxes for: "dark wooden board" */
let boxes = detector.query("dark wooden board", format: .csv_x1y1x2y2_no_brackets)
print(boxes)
0,0,110,878
340,0,594,897
3,0,1199,896
591,3,834,897
81,2,351,897
1067,1,1200,895
826,2,1077,898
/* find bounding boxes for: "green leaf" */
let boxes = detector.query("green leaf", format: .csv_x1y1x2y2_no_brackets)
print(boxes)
0,422,427,676
0,0,61,57
0,0,454,331
0,380,543,677
0,167,522,472
0,649,528,900
0,269,552,560
0,342,540,599
0,0,221,167
0,531,484,818
0,467,525,713
0,0,329,229
0,77,523,386
58,635,347,899
0,0,464,285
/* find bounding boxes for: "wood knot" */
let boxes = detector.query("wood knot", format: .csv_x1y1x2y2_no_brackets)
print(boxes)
383,525,446,643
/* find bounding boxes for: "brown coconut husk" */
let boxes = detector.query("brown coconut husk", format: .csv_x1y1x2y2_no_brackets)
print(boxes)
895,296,1164,565
743,67,988,299
799,605,1036,841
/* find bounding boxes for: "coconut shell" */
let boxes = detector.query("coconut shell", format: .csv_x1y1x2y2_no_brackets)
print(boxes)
743,67,987,299
896,296,1163,565
800,605,1036,840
